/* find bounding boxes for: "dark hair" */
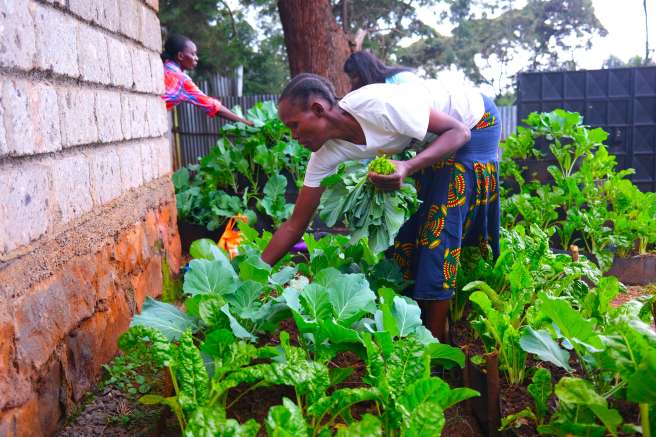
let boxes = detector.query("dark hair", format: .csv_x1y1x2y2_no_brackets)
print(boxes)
161,34,192,62
279,73,337,109
343,51,412,86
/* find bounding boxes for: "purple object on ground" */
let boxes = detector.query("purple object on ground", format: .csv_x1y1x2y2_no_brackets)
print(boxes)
291,240,308,252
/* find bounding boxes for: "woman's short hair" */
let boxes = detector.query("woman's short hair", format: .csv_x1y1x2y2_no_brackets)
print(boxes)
343,51,412,86
161,34,192,62
279,73,337,108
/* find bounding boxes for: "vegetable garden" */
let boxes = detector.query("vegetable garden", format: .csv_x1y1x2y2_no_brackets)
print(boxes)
73,105,655,437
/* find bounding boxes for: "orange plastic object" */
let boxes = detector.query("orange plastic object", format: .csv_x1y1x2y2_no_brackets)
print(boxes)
218,215,249,259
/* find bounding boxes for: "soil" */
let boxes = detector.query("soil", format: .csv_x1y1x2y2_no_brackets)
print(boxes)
611,284,654,307
57,387,177,437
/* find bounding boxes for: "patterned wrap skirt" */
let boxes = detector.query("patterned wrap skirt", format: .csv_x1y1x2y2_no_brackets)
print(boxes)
392,94,501,301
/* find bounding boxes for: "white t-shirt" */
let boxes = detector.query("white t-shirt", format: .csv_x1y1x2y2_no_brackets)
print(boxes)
303,81,485,187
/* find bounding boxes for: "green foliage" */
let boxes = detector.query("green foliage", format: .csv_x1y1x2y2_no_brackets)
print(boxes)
501,109,656,271
319,161,420,254
173,102,309,231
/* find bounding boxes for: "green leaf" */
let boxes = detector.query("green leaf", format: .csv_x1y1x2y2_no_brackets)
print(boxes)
527,368,552,422
130,297,198,341
539,293,602,350
221,304,256,342
335,414,382,437
500,407,537,430
226,281,265,318
189,239,233,269
265,398,309,437
175,330,210,415
626,349,656,403
315,268,376,324
308,387,381,423
270,266,297,287
424,343,466,369
555,377,622,435
238,255,272,283
391,296,423,337
184,259,239,296
138,394,166,405
200,328,235,359
185,407,260,437
299,283,332,322
402,401,445,437
400,377,478,412
519,327,572,371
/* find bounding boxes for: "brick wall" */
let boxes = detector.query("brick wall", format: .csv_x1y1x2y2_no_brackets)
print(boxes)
0,1,180,435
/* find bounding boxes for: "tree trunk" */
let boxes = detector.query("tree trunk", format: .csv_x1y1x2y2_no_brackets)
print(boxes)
278,0,352,96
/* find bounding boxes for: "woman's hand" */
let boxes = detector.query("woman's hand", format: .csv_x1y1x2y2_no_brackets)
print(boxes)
368,160,410,192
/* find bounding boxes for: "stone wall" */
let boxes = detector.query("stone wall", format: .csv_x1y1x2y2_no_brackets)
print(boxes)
0,1,180,435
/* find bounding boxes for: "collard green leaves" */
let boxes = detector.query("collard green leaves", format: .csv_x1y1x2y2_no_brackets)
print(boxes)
318,162,420,254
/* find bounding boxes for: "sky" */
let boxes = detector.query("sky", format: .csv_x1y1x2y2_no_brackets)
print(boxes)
413,0,655,94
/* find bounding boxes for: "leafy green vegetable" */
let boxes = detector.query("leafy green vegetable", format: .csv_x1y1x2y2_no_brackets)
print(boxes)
318,161,420,254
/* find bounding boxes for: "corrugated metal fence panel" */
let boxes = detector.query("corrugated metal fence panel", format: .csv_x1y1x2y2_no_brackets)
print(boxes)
517,66,656,192
175,97,518,167
499,105,517,140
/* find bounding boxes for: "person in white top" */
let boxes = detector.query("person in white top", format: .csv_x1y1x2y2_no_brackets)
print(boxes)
261,73,501,343
343,51,420,91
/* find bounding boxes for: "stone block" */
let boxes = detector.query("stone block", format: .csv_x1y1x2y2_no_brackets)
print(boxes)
118,143,144,190
88,147,122,205
97,0,120,32
141,4,162,52
0,0,36,70
34,3,79,77
1,79,34,156
95,90,124,142
131,254,162,311
118,0,142,41
150,52,165,95
1,78,62,156
113,221,147,273
14,257,96,370
131,47,153,92
50,154,93,224
63,289,130,402
107,37,133,89
77,23,110,84
120,93,133,140
68,0,95,21
0,162,51,255
157,201,182,273
147,96,168,137
0,307,32,411
0,90,6,158
140,140,156,183
0,397,41,437
153,136,172,176
126,94,149,139
58,87,98,147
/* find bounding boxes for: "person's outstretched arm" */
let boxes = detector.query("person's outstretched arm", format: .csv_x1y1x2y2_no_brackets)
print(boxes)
261,185,324,266
178,76,253,126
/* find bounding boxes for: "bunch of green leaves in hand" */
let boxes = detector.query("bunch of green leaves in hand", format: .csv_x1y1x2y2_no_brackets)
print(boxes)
318,161,420,254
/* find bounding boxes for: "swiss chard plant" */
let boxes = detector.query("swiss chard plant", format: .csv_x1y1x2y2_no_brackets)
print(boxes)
173,101,309,231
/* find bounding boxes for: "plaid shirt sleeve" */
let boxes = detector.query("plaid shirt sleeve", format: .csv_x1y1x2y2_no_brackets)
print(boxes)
162,62,222,117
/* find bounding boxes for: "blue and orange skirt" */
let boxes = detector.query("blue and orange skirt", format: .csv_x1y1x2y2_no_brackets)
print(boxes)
391,94,501,301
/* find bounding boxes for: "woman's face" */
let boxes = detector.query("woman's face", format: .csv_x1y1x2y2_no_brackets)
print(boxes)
177,41,198,71
278,98,331,152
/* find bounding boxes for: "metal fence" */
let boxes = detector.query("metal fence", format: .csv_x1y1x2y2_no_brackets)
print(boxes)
172,96,519,169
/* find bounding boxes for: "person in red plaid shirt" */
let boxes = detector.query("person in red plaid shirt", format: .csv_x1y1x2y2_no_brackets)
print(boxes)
161,34,252,125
